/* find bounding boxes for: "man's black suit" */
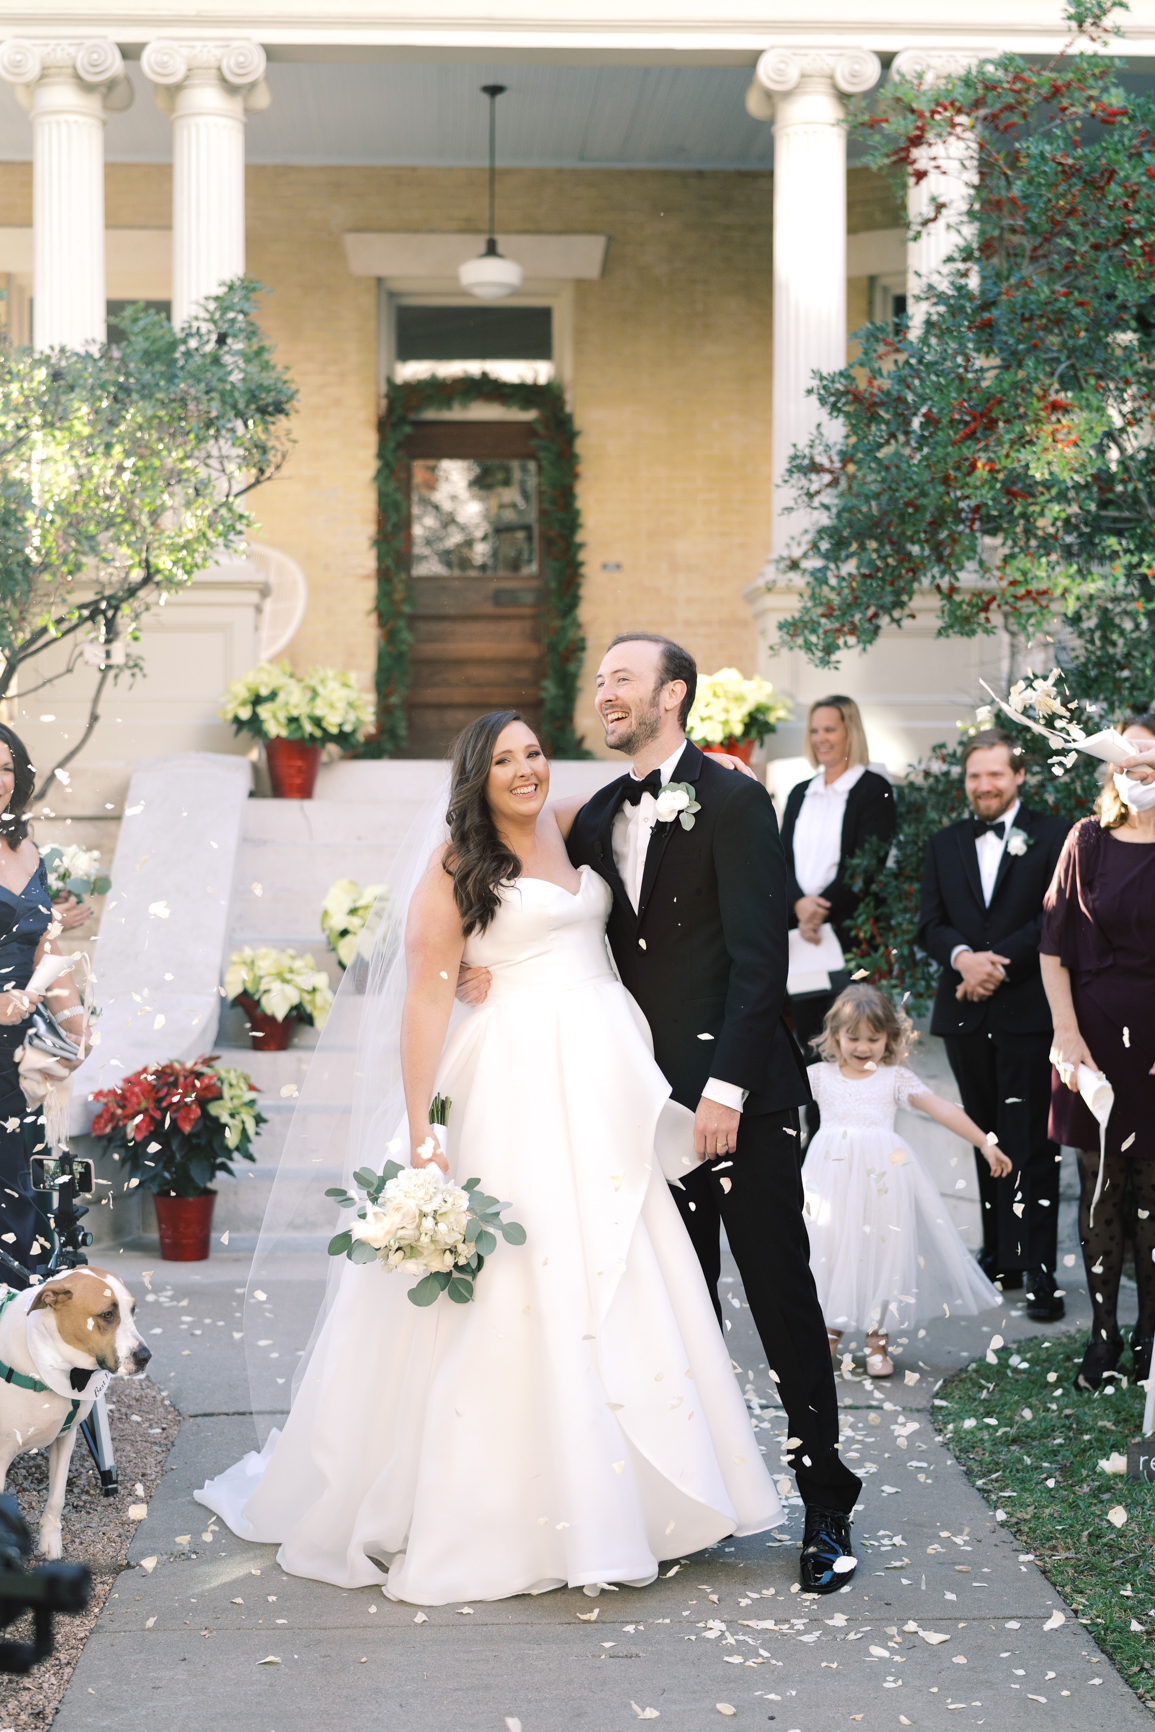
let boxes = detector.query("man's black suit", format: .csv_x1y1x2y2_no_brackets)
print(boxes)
568,741,861,1515
916,804,1070,1276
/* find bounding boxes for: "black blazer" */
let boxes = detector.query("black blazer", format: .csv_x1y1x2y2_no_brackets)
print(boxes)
781,768,897,949
916,803,1070,1037
567,742,811,1117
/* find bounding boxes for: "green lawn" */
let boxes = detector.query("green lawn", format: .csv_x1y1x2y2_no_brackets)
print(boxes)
939,1328,1154,1709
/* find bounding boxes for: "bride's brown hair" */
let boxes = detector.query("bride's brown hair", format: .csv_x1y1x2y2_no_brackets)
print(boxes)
445,709,536,936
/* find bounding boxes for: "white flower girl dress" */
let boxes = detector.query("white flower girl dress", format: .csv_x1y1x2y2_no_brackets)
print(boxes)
803,1060,1001,1334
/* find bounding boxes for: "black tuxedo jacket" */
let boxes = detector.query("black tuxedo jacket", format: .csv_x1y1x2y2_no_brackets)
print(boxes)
567,742,811,1116
780,767,897,949
916,804,1070,1037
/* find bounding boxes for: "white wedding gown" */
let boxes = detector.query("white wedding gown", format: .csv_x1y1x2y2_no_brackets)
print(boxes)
197,864,781,1602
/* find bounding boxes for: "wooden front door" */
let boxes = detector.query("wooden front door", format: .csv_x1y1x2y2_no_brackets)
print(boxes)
403,421,544,758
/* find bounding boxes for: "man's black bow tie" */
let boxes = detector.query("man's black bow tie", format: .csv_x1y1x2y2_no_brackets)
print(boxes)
621,770,663,807
972,817,1006,840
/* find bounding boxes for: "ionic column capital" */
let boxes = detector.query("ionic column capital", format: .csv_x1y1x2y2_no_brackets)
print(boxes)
0,37,132,113
889,47,996,86
746,46,880,124
757,46,882,98
141,39,270,113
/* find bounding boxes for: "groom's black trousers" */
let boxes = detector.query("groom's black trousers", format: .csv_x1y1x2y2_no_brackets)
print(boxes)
671,1106,862,1517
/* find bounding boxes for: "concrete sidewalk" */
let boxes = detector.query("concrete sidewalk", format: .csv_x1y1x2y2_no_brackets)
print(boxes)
45,1185,1150,1732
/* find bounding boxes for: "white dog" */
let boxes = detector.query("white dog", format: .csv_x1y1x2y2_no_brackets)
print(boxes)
0,1269,151,1558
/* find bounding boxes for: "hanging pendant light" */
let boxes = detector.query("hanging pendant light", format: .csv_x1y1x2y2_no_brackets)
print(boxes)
459,84,524,301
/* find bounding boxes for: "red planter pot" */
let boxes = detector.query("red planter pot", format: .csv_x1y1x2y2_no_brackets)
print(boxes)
266,737,322,799
154,1191,216,1262
235,994,297,1052
699,738,755,765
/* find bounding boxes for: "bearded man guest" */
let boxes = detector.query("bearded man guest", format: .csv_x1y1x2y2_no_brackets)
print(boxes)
565,634,862,1588
916,729,1070,1318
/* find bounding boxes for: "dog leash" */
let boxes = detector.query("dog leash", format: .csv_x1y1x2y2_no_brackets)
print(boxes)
0,1290,82,1434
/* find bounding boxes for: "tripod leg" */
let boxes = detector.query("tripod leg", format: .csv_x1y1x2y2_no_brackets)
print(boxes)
79,1395,117,1498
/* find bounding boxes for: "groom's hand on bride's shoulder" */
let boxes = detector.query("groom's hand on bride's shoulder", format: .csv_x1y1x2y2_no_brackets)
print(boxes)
456,962,492,1006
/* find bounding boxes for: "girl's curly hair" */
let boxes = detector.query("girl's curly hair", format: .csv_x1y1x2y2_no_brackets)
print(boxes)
812,982,913,1066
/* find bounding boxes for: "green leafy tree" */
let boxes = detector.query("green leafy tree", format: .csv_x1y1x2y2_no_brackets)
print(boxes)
761,0,1155,1008
0,278,296,789
773,0,1155,670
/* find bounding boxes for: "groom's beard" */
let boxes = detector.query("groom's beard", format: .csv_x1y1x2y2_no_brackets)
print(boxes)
603,688,663,757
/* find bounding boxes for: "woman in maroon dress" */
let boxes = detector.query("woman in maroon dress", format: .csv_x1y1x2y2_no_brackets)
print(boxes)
1040,715,1155,1390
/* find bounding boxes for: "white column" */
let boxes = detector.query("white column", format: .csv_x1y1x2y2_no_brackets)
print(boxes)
141,40,270,328
0,39,133,351
748,48,881,562
890,51,988,333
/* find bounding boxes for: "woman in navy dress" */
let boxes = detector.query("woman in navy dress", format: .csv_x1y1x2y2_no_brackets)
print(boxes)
0,725,84,1282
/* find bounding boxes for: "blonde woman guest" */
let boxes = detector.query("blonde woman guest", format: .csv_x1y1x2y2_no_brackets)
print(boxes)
1041,713,1155,1392
803,984,1007,1376
780,697,896,1109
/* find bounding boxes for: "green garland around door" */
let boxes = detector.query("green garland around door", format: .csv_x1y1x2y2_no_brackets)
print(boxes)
371,374,588,758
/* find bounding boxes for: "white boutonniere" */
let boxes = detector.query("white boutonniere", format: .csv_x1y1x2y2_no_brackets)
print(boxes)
1006,826,1032,857
653,780,702,830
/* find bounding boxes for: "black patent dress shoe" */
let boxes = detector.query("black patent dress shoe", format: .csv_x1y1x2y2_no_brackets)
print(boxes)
799,1507,856,1595
1075,1331,1124,1391
1024,1271,1065,1323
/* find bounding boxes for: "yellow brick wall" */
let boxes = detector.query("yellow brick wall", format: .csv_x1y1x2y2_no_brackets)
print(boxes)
0,160,900,755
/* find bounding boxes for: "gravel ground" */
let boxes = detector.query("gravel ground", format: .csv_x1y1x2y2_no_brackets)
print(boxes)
0,1375,178,1731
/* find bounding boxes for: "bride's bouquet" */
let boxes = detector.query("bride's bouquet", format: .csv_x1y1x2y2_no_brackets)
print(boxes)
324,1100,525,1306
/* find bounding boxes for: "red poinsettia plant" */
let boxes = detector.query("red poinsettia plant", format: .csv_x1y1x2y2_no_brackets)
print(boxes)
90,1056,265,1200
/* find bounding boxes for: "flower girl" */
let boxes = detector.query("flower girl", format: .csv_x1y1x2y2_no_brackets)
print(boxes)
803,984,1010,1377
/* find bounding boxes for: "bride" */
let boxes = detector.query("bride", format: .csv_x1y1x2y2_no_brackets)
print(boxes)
197,711,781,1603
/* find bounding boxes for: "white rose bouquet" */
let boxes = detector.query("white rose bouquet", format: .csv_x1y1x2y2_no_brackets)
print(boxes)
40,844,111,902
325,1099,526,1306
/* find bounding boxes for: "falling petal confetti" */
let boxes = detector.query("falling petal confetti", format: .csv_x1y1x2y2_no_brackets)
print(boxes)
139,1556,157,1574
716,1708,736,1718
414,1612,428,1624
631,1706,660,1720
1107,1508,1127,1529
128,1504,147,1520
256,1656,281,1666
1043,1610,1067,1628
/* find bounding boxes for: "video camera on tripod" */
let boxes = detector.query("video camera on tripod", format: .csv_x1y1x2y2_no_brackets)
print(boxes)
0,1495,89,1674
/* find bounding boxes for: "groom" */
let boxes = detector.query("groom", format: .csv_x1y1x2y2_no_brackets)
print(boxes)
568,634,861,1590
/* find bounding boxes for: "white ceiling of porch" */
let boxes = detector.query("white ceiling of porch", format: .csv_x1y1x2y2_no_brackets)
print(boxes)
0,61,780,169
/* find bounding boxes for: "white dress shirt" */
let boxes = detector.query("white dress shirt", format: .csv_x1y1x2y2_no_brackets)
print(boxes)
791,763,866,898
950,797,1021,969
611,744,747,1115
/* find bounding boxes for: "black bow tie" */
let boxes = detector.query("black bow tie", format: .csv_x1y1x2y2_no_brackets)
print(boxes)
972,818,1006,840
621,770,663,807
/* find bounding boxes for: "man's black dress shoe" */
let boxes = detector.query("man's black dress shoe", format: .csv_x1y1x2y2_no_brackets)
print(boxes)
1024,1270,1065,1324
800,1507,856,1595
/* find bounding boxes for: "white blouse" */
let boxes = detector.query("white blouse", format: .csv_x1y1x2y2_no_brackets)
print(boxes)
791,764,866,898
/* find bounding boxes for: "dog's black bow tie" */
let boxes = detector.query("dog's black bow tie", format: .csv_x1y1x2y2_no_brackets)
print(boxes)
972,818,1006,840
70,1367,95,1392
620,770,663,807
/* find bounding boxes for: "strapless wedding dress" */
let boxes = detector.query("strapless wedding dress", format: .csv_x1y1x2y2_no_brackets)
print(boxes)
196,864,781,1602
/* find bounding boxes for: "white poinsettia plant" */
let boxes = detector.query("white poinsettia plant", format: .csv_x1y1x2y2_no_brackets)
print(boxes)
225,945,334,1027
40,843,111,902
320,878,387,969
220,660,375,750
686,667,790,748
